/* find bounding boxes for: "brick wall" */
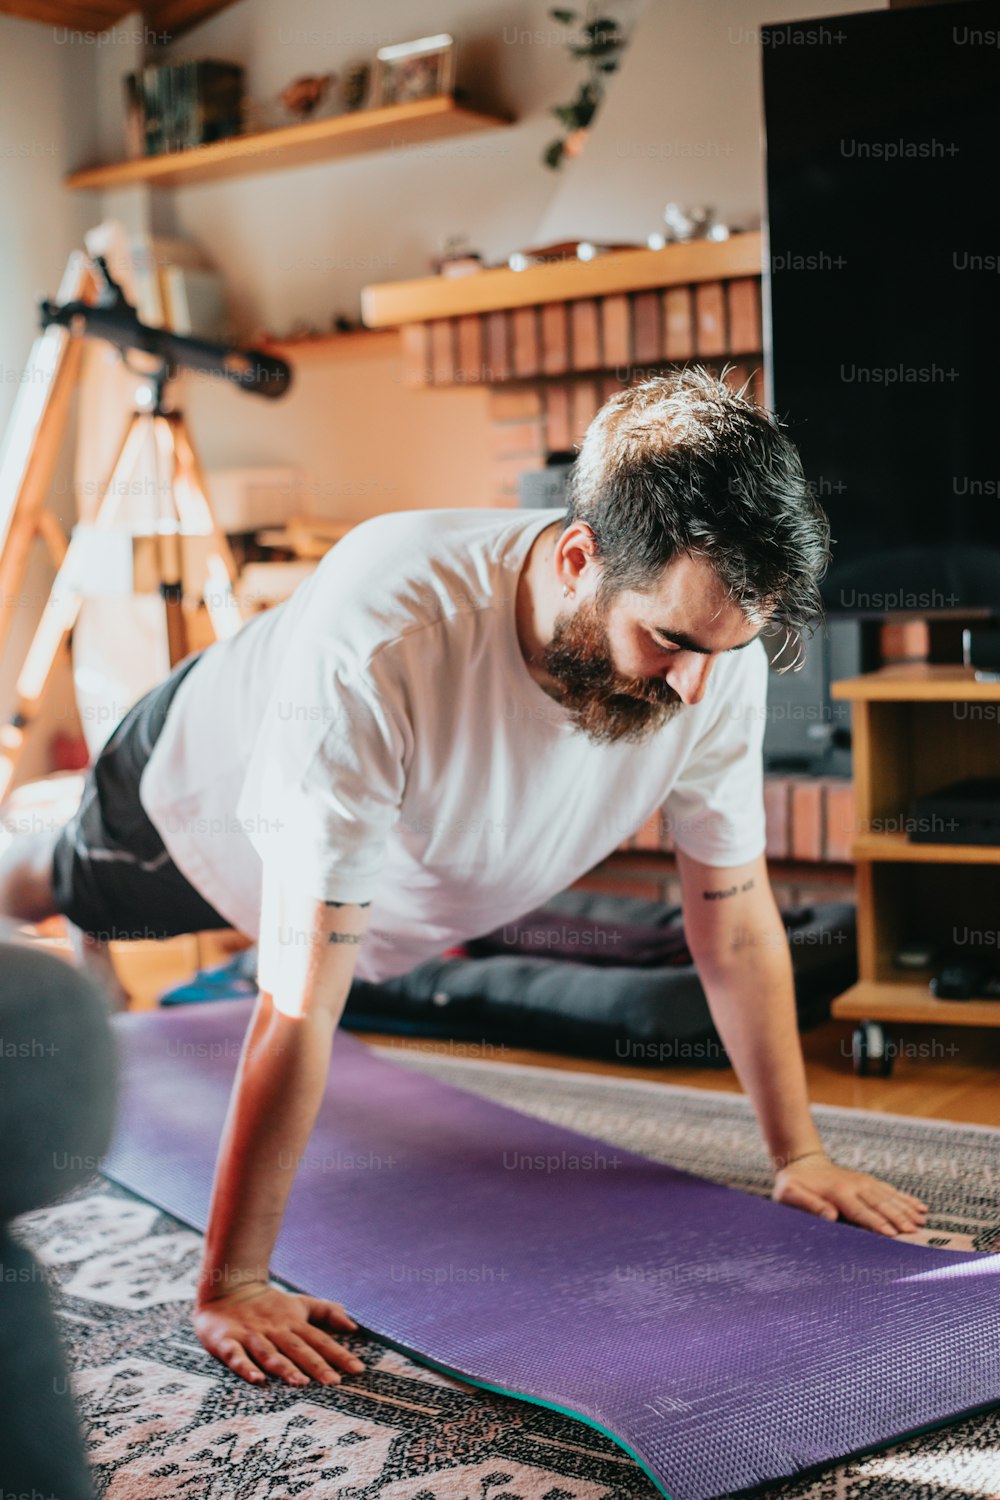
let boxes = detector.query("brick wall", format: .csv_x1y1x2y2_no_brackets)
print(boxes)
398,274,765,507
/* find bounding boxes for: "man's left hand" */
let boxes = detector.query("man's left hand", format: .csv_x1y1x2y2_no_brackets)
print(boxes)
772,1153,929,1237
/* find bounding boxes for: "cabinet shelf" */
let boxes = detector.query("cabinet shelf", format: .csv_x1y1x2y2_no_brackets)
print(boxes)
831,980,1000,1027
831,665,1000,1046
852,832,1000,864
830,663,1000,702
65,96,511,192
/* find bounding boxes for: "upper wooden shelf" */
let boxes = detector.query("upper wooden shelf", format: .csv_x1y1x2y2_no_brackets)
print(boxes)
831,663,1000,702
361,231,763,327
65,96,510,192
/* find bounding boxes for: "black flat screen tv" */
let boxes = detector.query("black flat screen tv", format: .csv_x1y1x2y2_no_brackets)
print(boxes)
762,0,1000,617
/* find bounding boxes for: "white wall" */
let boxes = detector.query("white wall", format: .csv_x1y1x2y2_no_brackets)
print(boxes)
175,338,501,517
156,0,648,335
0,15,100,437
113,0,890,492
0,14,101,777
536,0,888,245
0,0,893,760
151,0,889,335
92,0,655,498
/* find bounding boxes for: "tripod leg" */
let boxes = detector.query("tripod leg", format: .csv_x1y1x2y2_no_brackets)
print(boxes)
0,412,153,800
169,415,243,641
152,415,189,668
0,559,86,802
0,252,94,669
36,511,68,570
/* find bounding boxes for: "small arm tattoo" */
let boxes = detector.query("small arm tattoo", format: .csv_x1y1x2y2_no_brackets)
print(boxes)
328,932,363,945
702,877,756,901
325,899,371,909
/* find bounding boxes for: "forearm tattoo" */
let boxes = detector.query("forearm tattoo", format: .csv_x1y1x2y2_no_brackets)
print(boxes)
324,899,371,909
702,877,756,901
328,932,363,945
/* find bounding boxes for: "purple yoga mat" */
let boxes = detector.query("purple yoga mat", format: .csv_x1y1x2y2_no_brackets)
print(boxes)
103,999,1000,1500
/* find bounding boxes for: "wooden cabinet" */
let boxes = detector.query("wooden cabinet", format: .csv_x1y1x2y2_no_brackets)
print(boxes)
831,664,1000,1033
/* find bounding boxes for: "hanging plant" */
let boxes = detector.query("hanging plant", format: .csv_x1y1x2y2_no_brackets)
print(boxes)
544,6,628,169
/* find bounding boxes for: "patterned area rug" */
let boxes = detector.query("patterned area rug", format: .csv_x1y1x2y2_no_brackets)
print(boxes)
12,1045,1000,1500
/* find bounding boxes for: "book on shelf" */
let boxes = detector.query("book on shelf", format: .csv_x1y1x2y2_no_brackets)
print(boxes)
103,229,227,338
124,60,244,159
618,774,856,865
159,265,229,340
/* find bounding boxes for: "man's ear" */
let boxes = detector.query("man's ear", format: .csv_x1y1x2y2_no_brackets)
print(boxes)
560,520,600,588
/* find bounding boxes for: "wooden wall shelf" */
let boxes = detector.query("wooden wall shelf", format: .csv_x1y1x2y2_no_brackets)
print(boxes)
261,329,400,363
65,97,510,192
361,232,763,327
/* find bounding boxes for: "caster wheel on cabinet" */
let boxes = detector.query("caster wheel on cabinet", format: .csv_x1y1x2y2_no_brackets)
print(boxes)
852,1020,893,1077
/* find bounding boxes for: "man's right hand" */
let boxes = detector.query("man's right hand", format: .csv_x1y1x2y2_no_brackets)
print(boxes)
194,892,372,1389
194,1282,366,1387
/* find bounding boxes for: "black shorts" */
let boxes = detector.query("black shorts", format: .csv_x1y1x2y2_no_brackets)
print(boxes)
51,651,233,942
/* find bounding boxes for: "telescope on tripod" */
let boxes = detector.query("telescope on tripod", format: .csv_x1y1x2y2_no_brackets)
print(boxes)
39,255,292,400
0,248,294,799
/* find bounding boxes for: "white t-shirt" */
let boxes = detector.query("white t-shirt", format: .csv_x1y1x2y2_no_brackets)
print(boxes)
140,507,769,986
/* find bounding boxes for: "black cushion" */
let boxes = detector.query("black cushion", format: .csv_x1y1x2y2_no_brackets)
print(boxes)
342,893,857,1068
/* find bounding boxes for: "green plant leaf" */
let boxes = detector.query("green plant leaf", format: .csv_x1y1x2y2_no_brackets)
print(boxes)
544,6,628,159
586,36,624,55
584,18,621,38
571,38,621,58
551,103,583,127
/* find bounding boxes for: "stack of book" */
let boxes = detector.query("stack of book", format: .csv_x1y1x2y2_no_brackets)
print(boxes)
129,233,229,340
623,776,857,864
124,60,244,159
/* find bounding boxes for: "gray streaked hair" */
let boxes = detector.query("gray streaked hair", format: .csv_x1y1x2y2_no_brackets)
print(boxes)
563,366,831,669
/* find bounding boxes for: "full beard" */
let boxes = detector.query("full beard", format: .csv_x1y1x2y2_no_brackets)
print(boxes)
540,596,686,745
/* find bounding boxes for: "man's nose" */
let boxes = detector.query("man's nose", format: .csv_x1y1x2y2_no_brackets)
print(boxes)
665,653,715,706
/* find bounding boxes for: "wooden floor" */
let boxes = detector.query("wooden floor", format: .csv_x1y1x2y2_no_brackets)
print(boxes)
355,1018,1000,1130
36,920,1000,1133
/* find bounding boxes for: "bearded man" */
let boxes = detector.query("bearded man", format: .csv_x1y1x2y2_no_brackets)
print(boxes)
0,367,927,1387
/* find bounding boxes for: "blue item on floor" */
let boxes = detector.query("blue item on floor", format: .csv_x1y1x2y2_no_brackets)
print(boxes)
157,947,258,1006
